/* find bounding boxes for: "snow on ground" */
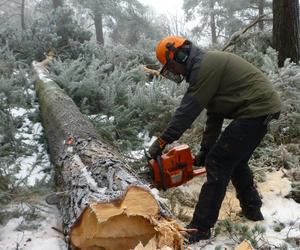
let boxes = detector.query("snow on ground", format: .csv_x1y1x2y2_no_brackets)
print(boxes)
10,104,50,186
260,171,300,245
0,87,67,250
189,170,300,249
0,202,67,250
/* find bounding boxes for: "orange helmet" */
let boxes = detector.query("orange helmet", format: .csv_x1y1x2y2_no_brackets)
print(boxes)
156,35,187,65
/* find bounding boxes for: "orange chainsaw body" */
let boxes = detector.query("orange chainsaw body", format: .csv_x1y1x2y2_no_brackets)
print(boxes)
149,144,206,190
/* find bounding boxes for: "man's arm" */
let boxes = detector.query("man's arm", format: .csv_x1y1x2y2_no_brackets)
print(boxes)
160,93,203,143
147,93,202,159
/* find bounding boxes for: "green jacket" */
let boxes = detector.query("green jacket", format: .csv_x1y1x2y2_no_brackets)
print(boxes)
161,47,281,146
189,51,281,118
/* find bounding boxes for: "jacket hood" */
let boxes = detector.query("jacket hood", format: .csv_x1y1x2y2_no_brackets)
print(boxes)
185,44,206,85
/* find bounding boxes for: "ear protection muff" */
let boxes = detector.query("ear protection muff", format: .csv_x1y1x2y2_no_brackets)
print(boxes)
174,48,189,64
165,42,190,64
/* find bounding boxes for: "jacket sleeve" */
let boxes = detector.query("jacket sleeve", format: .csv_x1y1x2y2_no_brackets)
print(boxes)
200,113,224,151
160,93,202,143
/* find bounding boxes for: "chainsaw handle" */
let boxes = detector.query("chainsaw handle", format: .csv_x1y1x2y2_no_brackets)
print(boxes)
193,167,206,177
156,155,168,191
144,147,154,162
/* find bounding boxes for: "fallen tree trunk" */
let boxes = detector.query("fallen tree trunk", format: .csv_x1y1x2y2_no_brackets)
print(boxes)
33,61,185,250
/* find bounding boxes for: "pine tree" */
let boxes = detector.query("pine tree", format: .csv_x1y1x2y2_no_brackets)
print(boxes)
273,0,300,66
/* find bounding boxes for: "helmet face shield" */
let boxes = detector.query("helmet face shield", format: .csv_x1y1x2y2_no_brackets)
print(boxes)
160,64,184,84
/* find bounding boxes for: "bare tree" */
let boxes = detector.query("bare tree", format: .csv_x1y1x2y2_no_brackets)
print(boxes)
72,0,147,46
71,0,117,45
273,0,299,67
209,0,217,44
92,6,104,45
258,0,265,30
163,12,187,37
0,0,27,30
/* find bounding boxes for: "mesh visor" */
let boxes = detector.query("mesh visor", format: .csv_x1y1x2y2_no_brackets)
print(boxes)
160,64,184,84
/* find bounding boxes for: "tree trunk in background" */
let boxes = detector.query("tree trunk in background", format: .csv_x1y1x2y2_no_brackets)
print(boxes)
94,10,104,45
21,0,26,30
209,0,217,45
32,61,184,250
52,0,63,9
258,0,264,30
52,0,69,47
273,0,299,67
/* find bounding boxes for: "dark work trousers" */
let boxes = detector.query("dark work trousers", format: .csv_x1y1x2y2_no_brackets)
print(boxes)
191,116,269,230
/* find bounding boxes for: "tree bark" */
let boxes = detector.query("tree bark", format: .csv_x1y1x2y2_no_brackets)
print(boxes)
21,0,26,30
209,0,217,45
273,0,300,67
52,0,63,9
94,10,104,45
258,0,264,30
32,62,184,250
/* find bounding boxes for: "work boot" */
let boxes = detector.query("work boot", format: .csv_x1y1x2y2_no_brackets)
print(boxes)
241,207,264,221
185,223,211,244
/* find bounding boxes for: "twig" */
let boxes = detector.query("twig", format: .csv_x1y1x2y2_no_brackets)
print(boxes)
9,0,22,5
86,22,95,29
199,234,218,250
51,226,66,236
14,161,38,187
0,190,16,197
179,228,197,232
140,65,160,76
15,203,26,249
275,63,285,86
286,217,300,239
222,15,273,51
0,0,11,7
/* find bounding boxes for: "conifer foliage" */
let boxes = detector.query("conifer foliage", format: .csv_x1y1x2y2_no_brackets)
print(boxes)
49,42,187,150
0,1,300,248
0,46,34,204
0,6,91,62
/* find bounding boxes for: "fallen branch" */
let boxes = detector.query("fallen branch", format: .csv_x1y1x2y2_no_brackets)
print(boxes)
140,65,160,77
222,15,273,51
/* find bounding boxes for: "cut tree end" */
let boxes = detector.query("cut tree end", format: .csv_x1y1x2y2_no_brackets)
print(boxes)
70,186,185,250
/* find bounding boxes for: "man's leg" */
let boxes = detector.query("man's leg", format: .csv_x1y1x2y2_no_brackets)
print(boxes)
231,156,263,220
188,117,267,242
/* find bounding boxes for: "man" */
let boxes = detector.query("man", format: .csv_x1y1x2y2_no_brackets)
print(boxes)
148,35,281,243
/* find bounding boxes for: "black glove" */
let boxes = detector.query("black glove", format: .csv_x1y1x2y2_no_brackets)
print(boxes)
148,137,167,159
194,149,208,167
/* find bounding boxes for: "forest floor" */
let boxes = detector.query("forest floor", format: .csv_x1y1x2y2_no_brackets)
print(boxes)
172,171,300,249
0,103,67,250
0,88,299,250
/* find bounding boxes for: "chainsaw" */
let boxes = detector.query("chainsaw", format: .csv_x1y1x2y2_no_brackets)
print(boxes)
145,144,206,191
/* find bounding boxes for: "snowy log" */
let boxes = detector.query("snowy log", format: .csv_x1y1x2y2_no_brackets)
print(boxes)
33,61,185,250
